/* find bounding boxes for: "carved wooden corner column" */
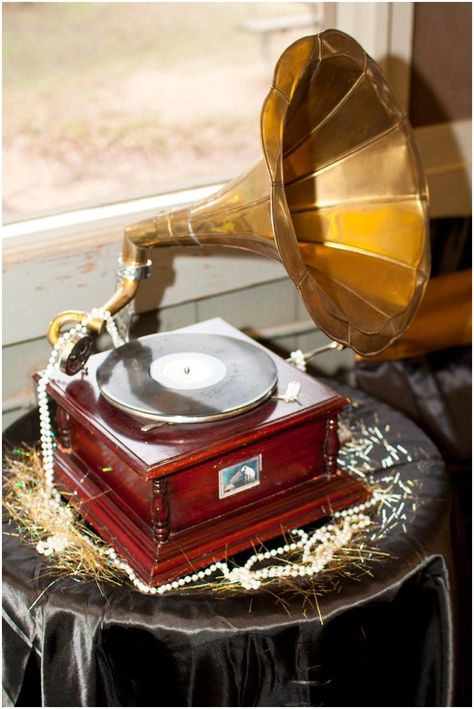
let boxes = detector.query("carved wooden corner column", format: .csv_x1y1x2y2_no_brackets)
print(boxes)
150,478,170,547
56,407,72,450
324,417,339,477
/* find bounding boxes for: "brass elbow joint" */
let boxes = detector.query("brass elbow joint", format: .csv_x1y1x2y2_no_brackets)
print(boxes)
46,224,153,377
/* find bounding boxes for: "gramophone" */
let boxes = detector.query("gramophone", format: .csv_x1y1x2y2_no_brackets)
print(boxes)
40,31,429,586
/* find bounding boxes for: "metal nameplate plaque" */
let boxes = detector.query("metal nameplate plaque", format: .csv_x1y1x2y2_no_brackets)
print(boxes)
218,455,261,499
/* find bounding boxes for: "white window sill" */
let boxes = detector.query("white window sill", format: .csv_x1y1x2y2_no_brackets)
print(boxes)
3,182,225,264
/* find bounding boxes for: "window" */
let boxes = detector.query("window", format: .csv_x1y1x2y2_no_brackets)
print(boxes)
3,2,323,224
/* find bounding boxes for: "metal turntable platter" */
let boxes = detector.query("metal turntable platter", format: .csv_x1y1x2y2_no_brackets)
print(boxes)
96,333,278,423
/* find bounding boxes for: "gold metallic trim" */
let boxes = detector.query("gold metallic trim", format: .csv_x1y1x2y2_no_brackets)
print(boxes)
47,311,88,346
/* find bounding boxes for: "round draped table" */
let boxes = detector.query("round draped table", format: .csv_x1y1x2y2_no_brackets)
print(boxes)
3,384,455,707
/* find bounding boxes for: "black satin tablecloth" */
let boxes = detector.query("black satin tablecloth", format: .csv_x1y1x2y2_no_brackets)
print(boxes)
3,386,455,707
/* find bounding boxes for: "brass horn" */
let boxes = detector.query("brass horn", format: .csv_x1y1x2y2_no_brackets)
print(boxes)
48,30,429,363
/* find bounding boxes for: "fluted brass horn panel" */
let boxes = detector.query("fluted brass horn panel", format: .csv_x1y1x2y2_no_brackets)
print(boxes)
261,30,429,355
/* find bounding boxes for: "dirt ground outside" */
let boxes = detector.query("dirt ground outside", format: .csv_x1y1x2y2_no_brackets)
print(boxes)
3,2,318,223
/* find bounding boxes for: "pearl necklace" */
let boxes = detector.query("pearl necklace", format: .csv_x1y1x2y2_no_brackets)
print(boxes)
36,311,375,595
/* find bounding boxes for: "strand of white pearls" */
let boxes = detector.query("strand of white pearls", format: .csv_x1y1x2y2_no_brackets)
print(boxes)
93,495,376,594
102,546,227,594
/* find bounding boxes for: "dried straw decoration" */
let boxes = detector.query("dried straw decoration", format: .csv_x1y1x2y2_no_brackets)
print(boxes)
3,448,124,586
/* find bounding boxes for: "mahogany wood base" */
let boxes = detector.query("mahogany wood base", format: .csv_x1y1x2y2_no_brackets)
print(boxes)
42,319,368,587
54,448,366,586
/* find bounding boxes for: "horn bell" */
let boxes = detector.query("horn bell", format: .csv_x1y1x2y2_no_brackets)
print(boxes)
263,29,430,356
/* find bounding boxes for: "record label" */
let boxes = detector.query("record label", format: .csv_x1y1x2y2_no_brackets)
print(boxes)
96,332,278,423
149,352,226,391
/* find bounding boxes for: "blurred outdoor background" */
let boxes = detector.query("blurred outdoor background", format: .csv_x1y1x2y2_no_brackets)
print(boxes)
3,2,322,223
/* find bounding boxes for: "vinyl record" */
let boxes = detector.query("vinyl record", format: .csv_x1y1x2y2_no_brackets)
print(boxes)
96,333,278,423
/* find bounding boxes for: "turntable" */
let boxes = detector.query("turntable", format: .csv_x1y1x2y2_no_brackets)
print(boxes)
39,30,429,586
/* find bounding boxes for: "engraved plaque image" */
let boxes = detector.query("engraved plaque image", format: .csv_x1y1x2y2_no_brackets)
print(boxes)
219,455,261,499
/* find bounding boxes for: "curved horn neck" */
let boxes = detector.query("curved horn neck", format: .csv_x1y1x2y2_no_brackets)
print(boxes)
123,160,279,260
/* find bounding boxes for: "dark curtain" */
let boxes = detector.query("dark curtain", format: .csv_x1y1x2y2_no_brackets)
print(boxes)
355,216,472,706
